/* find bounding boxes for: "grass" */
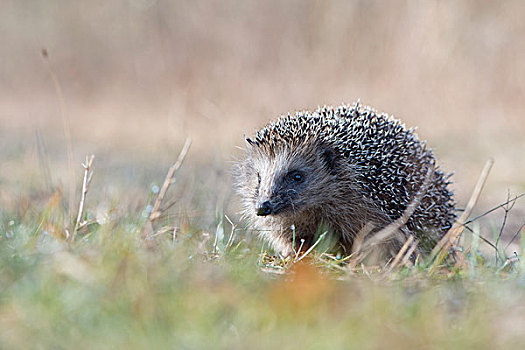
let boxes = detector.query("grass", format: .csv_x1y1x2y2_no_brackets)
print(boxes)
1,149,524,350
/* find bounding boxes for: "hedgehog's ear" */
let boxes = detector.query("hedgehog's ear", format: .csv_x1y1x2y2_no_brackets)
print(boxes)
319,148,337,173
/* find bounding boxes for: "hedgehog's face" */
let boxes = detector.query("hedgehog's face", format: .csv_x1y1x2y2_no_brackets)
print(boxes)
238,144,339,219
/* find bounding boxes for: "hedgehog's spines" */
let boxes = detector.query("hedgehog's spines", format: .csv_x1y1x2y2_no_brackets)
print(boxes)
238,101,455,255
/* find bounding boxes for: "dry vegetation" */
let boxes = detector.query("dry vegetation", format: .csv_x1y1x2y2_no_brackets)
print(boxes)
1,1,524,349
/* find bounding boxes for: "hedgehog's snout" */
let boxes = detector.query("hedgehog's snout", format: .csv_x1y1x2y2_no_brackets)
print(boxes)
256,201,272,216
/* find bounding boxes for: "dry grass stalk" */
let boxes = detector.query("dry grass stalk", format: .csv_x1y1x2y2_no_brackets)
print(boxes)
73,155,95,239
465,193,525,224
213,218,222,255
224,214,237,251
400,240,418,269
504,223,525,253
362,165,434,250
41,48,76,226
141,138,192,239
386,234,415,272
494,191,519,262
294,231,328,263
430,159,494,268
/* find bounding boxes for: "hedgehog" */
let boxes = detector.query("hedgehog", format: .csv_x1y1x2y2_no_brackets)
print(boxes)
234,101,455,258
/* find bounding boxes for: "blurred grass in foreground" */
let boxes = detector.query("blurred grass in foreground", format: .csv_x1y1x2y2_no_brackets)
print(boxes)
0,157,524,350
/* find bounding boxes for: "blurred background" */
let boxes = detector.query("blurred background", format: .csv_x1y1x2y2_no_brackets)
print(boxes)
1,0,523,243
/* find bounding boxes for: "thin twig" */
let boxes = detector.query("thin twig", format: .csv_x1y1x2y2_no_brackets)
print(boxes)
504,223,525,253
400,241,418,269
141,138,192,239
363,165,433,249
73,155,95,239
386,235,414,272
465,193,525,224
430,159,494,266
463,225,499,251
494,190,515,263
149,138,192,221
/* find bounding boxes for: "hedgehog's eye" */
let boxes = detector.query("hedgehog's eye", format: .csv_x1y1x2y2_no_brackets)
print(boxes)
288,171,304,183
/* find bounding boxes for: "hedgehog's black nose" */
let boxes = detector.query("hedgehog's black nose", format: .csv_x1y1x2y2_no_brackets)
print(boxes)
256,201,272,216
